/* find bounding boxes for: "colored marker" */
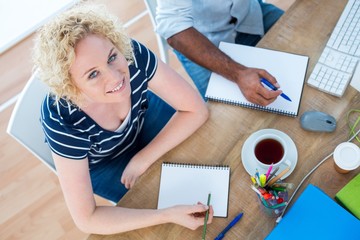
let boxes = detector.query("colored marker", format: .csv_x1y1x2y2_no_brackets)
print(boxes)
251,176,259,187
269,202,287,209
250,185,262,196
260,174,266,187
255,168,260,179
266,163,273,180
272,182,295,189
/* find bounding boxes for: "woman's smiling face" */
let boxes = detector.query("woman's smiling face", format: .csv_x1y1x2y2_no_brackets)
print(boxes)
70,34,131,105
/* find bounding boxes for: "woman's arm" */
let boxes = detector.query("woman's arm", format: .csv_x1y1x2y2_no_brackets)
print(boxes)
53,153,213,234
120,59,209,189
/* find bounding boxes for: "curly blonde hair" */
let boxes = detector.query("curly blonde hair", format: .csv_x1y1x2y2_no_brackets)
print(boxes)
32,2,133,105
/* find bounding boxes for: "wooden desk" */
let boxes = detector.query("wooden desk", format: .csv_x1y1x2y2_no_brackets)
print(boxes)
89,0,360,239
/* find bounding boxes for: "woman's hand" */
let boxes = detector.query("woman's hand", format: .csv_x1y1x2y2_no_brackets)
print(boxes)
165,203,214,230
120,155,150,189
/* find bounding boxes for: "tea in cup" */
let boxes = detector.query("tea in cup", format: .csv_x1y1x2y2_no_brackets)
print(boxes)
253,133,291,169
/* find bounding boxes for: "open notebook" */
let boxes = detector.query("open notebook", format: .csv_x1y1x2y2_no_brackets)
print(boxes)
205,42,309,117
157,162,230,217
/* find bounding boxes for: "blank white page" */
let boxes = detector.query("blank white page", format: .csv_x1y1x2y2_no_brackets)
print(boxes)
157,163,230,217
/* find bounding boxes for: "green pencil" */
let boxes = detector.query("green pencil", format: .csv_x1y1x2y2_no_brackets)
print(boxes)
202,193,211,240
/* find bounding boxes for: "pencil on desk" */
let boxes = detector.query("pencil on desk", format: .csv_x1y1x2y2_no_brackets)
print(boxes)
267,166,290,186
202,193,211,240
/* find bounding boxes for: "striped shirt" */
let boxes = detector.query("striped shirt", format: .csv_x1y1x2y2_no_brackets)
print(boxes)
41,40,157,166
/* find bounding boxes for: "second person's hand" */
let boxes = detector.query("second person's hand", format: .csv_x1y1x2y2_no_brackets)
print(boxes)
234,67,282,106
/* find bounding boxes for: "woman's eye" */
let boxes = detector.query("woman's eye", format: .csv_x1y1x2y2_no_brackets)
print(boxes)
88,70,98,79
108,53,117,63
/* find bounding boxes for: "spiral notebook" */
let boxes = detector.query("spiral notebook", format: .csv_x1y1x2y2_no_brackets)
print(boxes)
205,42,309,117
157,162,230,217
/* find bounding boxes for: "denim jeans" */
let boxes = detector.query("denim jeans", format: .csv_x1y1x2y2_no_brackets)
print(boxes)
174,0,284,99
90,91,175,202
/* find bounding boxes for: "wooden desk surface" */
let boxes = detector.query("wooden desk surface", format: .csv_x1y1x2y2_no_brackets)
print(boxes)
89,0,360,239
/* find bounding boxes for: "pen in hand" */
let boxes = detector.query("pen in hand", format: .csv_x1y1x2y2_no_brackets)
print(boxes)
214,212,244,240
202,193,211,240
260,78,292,102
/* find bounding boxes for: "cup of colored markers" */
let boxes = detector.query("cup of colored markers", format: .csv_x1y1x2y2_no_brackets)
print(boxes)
250,165,294,217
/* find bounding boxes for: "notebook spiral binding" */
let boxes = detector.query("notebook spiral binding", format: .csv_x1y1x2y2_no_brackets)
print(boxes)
207,97,295,117
162,162,229,170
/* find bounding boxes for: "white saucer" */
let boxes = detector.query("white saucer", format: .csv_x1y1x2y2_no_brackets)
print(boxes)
241,129,298,179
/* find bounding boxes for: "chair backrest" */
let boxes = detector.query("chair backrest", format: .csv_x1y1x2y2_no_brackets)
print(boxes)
143,0,170,63
7,70,56,174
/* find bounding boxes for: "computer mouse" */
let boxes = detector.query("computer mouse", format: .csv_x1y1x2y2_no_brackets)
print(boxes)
300,111,336,132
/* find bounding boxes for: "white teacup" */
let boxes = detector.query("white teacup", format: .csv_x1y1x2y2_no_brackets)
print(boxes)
252,133,291,169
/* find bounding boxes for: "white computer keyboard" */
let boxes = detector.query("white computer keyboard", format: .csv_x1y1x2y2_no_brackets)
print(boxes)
307,0,360,97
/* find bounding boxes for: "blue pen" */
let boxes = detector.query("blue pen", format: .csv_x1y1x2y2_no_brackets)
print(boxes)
214,212,244,240
260,78,292,102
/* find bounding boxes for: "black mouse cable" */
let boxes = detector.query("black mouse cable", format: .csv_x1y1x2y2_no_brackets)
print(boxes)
275,127,360,224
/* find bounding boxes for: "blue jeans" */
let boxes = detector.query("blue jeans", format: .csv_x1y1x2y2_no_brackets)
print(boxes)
174,0,284,99
90,91,175,202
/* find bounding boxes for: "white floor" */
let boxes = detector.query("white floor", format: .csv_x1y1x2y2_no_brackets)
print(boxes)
0,0,77,54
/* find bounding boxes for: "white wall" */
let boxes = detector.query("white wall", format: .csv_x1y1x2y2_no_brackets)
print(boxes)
0,0,77,54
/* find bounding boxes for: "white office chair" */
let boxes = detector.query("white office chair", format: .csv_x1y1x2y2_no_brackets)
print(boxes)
143,0,170,63
7,70,56,174
7,71,118,205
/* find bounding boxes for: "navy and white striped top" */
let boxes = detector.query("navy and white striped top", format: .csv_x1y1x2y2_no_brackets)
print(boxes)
41,40,157,166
